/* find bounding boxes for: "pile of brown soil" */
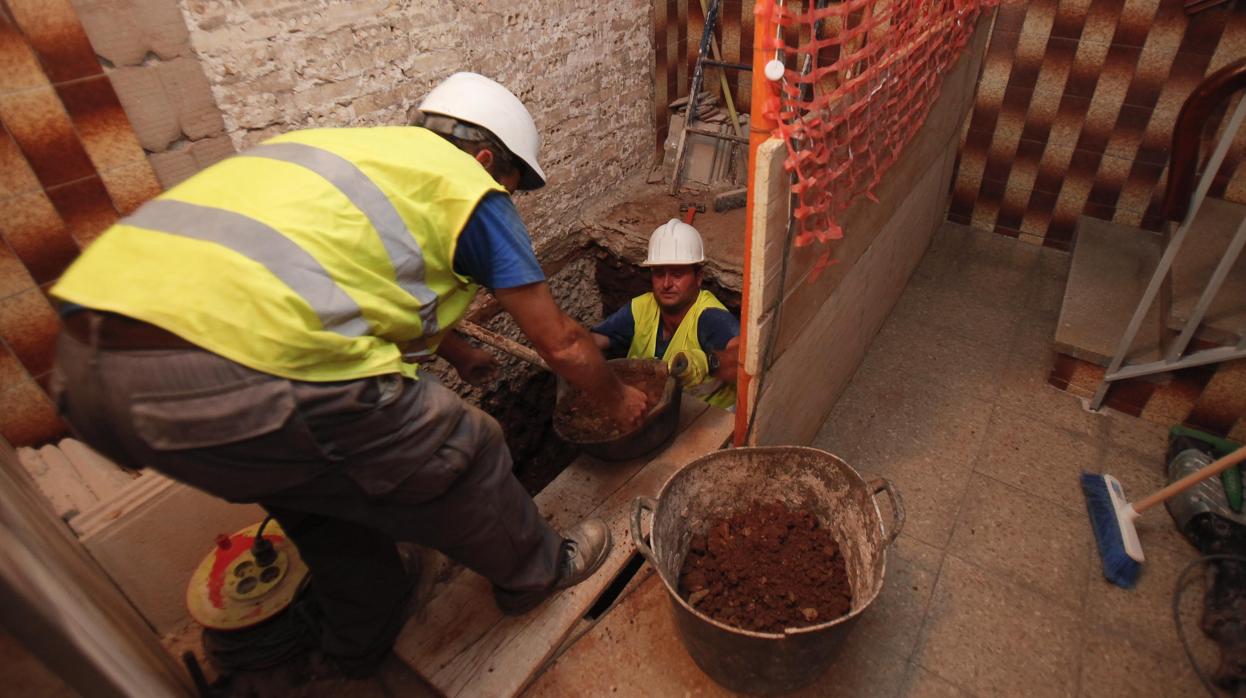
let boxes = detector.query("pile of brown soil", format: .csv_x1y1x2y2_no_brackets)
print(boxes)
677,501,852,633
553,363,667,441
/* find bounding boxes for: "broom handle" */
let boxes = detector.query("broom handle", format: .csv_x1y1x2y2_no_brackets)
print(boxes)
1134,446,1246,513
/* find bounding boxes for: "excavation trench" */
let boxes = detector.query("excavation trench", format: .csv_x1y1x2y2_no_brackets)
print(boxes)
427,241,740,495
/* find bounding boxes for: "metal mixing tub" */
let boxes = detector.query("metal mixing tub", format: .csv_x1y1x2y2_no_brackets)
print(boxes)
630,446,904,695
553,358,682,461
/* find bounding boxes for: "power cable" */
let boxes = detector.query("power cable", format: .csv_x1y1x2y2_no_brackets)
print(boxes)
1172,553,1246,697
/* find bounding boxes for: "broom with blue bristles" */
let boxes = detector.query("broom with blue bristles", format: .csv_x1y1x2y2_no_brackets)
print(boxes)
1083,445,1246,588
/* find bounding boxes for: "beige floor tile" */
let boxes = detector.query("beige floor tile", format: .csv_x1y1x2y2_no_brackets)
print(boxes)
973,404,1105,513
948,473,1091,608
1097,445,1195,556
856,444,975,550
788,639,910,698
849,547,940,660
916,556,1084,698
899,663,975,698
1028,248,1072,313
852,380,994,549
887,284,1024,350
891,533,946,574
1009,305,1060,359
995,350,1108,438
1102,408,1171,459
944,231,1040,308
1079,628,1207,698
1084,535,1209,660
813,359,907,463
866,316,1009,403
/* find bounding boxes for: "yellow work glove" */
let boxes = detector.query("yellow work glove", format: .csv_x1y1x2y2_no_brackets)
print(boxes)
669,350,709,388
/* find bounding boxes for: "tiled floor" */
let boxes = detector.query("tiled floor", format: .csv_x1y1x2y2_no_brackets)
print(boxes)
810,221,1218,697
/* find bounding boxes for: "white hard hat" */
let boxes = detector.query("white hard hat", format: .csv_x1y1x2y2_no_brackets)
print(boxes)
643,219,705,266
418,72,547,190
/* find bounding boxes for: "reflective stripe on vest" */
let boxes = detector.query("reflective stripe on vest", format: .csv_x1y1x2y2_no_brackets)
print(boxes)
125,199,372,337
51,126,504,383
243,142,442,337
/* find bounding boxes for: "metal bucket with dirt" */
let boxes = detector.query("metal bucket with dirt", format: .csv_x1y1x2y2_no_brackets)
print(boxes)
630,446,904,695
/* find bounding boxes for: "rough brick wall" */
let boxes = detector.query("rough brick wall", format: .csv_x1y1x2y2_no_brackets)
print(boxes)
179,0,658,250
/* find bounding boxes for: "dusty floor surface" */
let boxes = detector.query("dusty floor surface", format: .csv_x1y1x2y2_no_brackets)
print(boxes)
529,221,1223,697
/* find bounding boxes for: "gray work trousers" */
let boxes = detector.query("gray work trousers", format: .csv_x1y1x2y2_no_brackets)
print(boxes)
51,332,562,672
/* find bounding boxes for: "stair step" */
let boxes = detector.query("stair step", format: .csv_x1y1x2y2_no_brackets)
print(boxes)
1169,197,1246,345
1055,216,1163,366
1056,199,1246,368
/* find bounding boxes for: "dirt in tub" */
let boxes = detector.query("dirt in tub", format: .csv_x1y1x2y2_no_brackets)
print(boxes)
677,501,852,633
552,363,667,441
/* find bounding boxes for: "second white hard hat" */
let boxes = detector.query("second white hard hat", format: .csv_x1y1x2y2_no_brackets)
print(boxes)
643,219,705,266
418,72,547,190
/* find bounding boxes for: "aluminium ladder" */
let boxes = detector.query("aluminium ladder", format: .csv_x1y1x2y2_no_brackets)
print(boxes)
1092,58,1246,410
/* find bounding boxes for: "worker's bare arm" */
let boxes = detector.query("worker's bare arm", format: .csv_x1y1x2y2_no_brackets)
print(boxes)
713,336,739,383
436,331,497,387
495,282,648,429
590,332,610,351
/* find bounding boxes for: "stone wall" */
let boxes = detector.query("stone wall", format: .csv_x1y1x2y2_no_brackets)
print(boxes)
178,0,658,250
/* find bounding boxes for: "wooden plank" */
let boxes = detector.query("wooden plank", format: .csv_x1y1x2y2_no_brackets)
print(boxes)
394,404,734,697
0,438,193,697
751,144,958,446
393,398,710,676
525,575,725,697
745,138,788,379
58,439,138,504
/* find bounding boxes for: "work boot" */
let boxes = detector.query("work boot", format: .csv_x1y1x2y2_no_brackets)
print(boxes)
493,518,613,615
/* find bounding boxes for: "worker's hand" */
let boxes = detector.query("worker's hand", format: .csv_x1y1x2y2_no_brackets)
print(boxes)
611,383,650,432
669,350,708,388
452,345,499,387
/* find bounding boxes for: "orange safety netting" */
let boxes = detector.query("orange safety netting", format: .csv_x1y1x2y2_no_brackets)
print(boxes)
756,0,998,278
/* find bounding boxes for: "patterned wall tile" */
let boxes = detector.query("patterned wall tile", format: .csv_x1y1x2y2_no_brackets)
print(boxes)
0,190,76,283
952,2,1244,244
0,338,25,389
0,9,46,95
98,160,160,216
0,287,60,376
45,175,119,247
0,120,40,198
0,378,66,446
7,0,103,84
0,238,34,299
0,85,95,188
56,75,148,174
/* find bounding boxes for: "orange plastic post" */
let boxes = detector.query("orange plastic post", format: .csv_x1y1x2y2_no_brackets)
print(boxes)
734,0,779,446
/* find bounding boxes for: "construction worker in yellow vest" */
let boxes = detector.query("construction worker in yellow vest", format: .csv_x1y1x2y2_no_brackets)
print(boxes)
591,219,739,410
49,72,648,677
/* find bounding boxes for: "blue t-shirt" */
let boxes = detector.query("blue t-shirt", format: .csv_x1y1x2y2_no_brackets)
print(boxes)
592,301,739,359
453,192,545,290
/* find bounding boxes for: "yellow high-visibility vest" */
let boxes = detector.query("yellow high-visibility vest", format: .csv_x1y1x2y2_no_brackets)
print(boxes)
627,290,737,409
52,127,505,381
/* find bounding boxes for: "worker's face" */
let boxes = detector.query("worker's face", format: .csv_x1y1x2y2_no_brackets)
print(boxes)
650,265,702,314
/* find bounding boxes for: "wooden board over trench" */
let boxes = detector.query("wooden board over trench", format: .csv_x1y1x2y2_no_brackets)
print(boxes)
393,399,734,696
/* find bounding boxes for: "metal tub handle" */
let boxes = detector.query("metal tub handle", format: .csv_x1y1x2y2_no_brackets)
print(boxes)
867,477,905,546
630,496,659,567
